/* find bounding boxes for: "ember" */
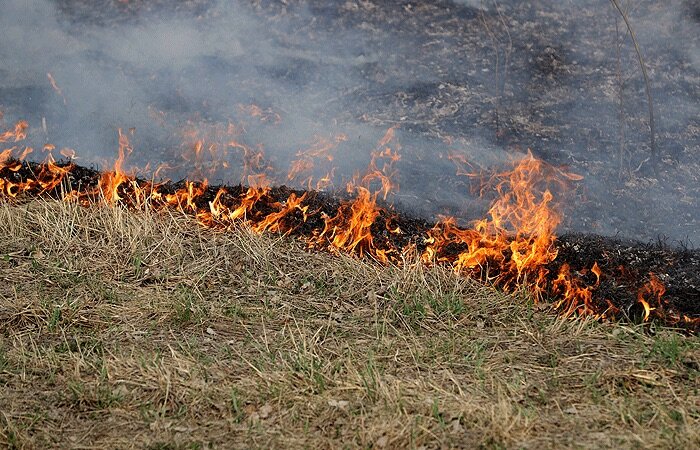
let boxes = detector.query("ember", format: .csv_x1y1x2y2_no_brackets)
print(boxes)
1,119,697,331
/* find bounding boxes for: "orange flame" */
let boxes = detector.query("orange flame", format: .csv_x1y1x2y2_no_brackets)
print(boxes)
361,126,401,200
637,273,665,321
0,120,29,143
310,127,403,262
551,263,598,317
253,192,309,234
238,104,282,124
424,152,561,283
175,121,271,185
287,134,345,190
314,186,383,260
98,128,133,204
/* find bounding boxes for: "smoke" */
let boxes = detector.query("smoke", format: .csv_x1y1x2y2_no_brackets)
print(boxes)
0,0,698,245
0,0,390,172
0,0,505,217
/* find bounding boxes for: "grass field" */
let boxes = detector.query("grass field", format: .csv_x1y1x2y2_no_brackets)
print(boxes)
0,200,698,449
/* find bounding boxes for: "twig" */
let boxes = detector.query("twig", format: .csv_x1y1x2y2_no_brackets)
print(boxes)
614,12,627,175
609,0,657,166
479,4,501,135
479,1,513,139
493,0,513,105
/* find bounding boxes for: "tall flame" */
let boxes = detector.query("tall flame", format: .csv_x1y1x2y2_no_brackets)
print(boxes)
287,134,345,190
98,128,133,204
637,273,665,321
309,127,402,262
0,120,29,144
423,152,563,286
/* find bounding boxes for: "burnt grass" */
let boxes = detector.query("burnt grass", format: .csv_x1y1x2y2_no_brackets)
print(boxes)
4,159,699,331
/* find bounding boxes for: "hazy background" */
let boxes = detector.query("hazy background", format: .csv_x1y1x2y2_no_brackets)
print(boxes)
1,0,698,244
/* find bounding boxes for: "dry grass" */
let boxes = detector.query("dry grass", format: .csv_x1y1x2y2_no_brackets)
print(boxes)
0,199,698,449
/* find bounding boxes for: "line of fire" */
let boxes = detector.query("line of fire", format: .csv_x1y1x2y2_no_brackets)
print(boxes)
1,118,697,331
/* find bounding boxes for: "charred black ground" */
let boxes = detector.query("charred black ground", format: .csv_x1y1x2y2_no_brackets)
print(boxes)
4,159,698,331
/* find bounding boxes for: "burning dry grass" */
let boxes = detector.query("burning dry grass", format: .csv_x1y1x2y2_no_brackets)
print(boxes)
0,200,699,449
3,116,697,328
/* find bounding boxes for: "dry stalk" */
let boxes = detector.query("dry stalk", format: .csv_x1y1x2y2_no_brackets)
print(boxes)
614,14,627,176
609,0,657,168
480,0,513,139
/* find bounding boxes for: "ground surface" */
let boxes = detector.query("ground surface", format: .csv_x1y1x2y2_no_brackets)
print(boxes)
0,201,699,449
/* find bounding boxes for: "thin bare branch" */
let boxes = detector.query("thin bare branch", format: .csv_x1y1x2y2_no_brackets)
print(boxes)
609,0,657,166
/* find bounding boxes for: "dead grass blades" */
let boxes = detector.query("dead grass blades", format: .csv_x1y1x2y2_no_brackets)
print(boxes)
0,199,698,449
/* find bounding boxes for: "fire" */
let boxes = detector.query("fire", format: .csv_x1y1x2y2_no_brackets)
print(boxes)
0,122,697,330
238,103,282,125
551,263,599,317
174,121,272,185
252,192,309,234
591,261,602,283
361,127,401,201
314,186,383,260
0,121,72,197
0,120,29,143
637,273,665,322
287,134,346,190
309,127,403,263
98,128,133,204
226,186,269,222
0,148,16,170
423,152,563,286
417,151,630,321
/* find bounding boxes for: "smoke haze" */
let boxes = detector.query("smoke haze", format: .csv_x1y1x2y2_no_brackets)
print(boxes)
0,0,698,244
